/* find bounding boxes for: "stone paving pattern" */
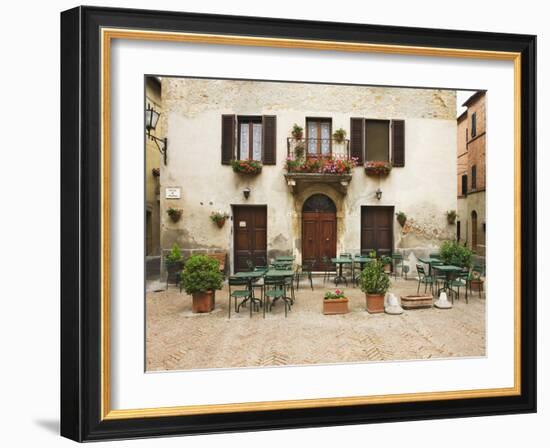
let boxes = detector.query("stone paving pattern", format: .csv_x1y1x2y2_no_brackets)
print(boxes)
146,277,485,372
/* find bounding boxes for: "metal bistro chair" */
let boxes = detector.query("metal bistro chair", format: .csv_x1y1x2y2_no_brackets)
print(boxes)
449,268,469,304
322,255,337,284
430,260,446,291
416,264,435,294
429,252,440,259
352,254,363,286
227,276,252,319
263,276,291,318
340,252,353,282
392,253,404,279
468,265,484,298
295,259,316,291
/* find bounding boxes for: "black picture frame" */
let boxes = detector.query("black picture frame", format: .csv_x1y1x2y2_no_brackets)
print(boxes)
61,6,536,442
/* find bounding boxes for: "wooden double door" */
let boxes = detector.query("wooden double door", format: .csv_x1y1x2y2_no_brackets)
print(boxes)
361,206,394,257
233,206,267,272
302,194,337,271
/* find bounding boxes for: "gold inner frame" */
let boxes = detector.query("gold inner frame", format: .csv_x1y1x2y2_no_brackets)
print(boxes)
100,28,522,420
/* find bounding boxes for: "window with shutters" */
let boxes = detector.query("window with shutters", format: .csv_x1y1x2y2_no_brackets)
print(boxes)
221,115,277,165
365,119,390,162
471,112,477,138
462,174,468,196
471,165,477,190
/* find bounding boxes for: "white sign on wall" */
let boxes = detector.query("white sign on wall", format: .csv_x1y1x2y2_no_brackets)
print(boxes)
165,187,181,199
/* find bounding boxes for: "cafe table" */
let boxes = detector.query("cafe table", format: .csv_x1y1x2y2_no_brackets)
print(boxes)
233,270,265,314
418,257,441,277
331,257,353,286
432,265,462,299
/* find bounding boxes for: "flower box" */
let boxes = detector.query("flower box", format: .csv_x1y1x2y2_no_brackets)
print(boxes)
323,297,349,315
364,161,392,176
285,155,358,175
401,294,433,309
231,159,262,175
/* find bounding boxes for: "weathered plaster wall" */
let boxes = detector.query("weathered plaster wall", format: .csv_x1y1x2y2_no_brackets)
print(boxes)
159,78,457,272
145,78,161,256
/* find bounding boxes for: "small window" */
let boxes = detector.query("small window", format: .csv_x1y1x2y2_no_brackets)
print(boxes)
471,112,477,138
461,174,468,196
471,165,477,190
457,220,461,242
365,119,390,162
465,127,468,144
238,116,263,161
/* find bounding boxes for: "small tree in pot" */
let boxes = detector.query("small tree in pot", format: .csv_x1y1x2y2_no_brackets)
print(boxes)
180,255,224,313
360,259,391,313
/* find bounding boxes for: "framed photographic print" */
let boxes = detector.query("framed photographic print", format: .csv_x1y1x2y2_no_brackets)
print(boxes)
60,6,537,442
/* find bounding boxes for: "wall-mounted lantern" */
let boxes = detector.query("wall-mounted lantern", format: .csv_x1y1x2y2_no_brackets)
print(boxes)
145,103,168,165
243,187,251,200
375,188,383,200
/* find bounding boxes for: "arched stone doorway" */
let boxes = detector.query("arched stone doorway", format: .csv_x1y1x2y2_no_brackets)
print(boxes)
471,210,478,252
302,194,337,271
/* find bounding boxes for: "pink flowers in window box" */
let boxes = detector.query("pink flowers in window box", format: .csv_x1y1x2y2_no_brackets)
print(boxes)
364,161,392,176
285,155,358,175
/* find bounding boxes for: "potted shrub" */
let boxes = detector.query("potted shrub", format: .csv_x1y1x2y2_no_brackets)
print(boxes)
396,211,407,227
364,161,392,176
323,289,349,315
381,255,392,273
165,244,184,285
167,207,182,223
332,128,346,143
446,210,457,225
368,250,377,258
360,259,391,313
210,211,229,228
439,240,473,268
291,123,303,140
231,159,262,175
180,255,224,313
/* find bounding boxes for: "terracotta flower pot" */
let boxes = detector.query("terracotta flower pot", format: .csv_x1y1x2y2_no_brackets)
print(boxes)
215,218,225,228
323,297,349,315
470,279,484,292
192,290,215,313
366,293,385,313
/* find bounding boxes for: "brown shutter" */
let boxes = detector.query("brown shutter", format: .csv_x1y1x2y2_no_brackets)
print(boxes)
350,118,364,163
262,115,276,165
221,114,235,164
391,119,405,167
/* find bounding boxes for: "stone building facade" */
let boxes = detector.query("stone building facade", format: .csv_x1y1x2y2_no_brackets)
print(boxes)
158,78,458,274
456,91,486,256
145,77,162,256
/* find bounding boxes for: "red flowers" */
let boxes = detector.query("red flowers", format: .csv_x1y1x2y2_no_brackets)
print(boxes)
364,161,392,176
285,155,358,174
231,159,263,174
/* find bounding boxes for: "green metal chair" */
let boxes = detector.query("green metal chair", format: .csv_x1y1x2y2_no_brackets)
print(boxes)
429,252,440,259
392,253,404,279
430,260,446,291
416,264,434,294
340,253,353,280
263,276,291,318
228,276,252,319
322,256,336,284
295,259,315,291
449,269,469,304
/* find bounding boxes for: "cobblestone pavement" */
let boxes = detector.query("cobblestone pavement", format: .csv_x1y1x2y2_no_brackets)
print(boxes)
146,276,486,372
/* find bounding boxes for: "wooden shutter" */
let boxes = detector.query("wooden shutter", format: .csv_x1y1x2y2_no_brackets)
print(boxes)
391,119,405,167
221,114,235,164
350,118,364,163
262,115,277,165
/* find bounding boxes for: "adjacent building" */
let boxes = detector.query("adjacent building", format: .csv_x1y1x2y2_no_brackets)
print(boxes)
158,78,458,274
456,91,486,256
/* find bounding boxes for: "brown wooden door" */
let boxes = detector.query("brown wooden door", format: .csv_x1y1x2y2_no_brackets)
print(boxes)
302,194,337,271
361,206,394,257
233,206,267,272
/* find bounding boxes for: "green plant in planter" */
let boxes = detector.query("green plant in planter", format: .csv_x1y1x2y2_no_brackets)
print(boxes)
446,209,457,224
180,255,223,295
360,260,391,295
291,123,303,139
439,240,473,268
294,141,305,159
396,211,407,227
332,128,347,143
167,207,183,222
165,243,183,265
368,250,377,258
324,289,346,300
